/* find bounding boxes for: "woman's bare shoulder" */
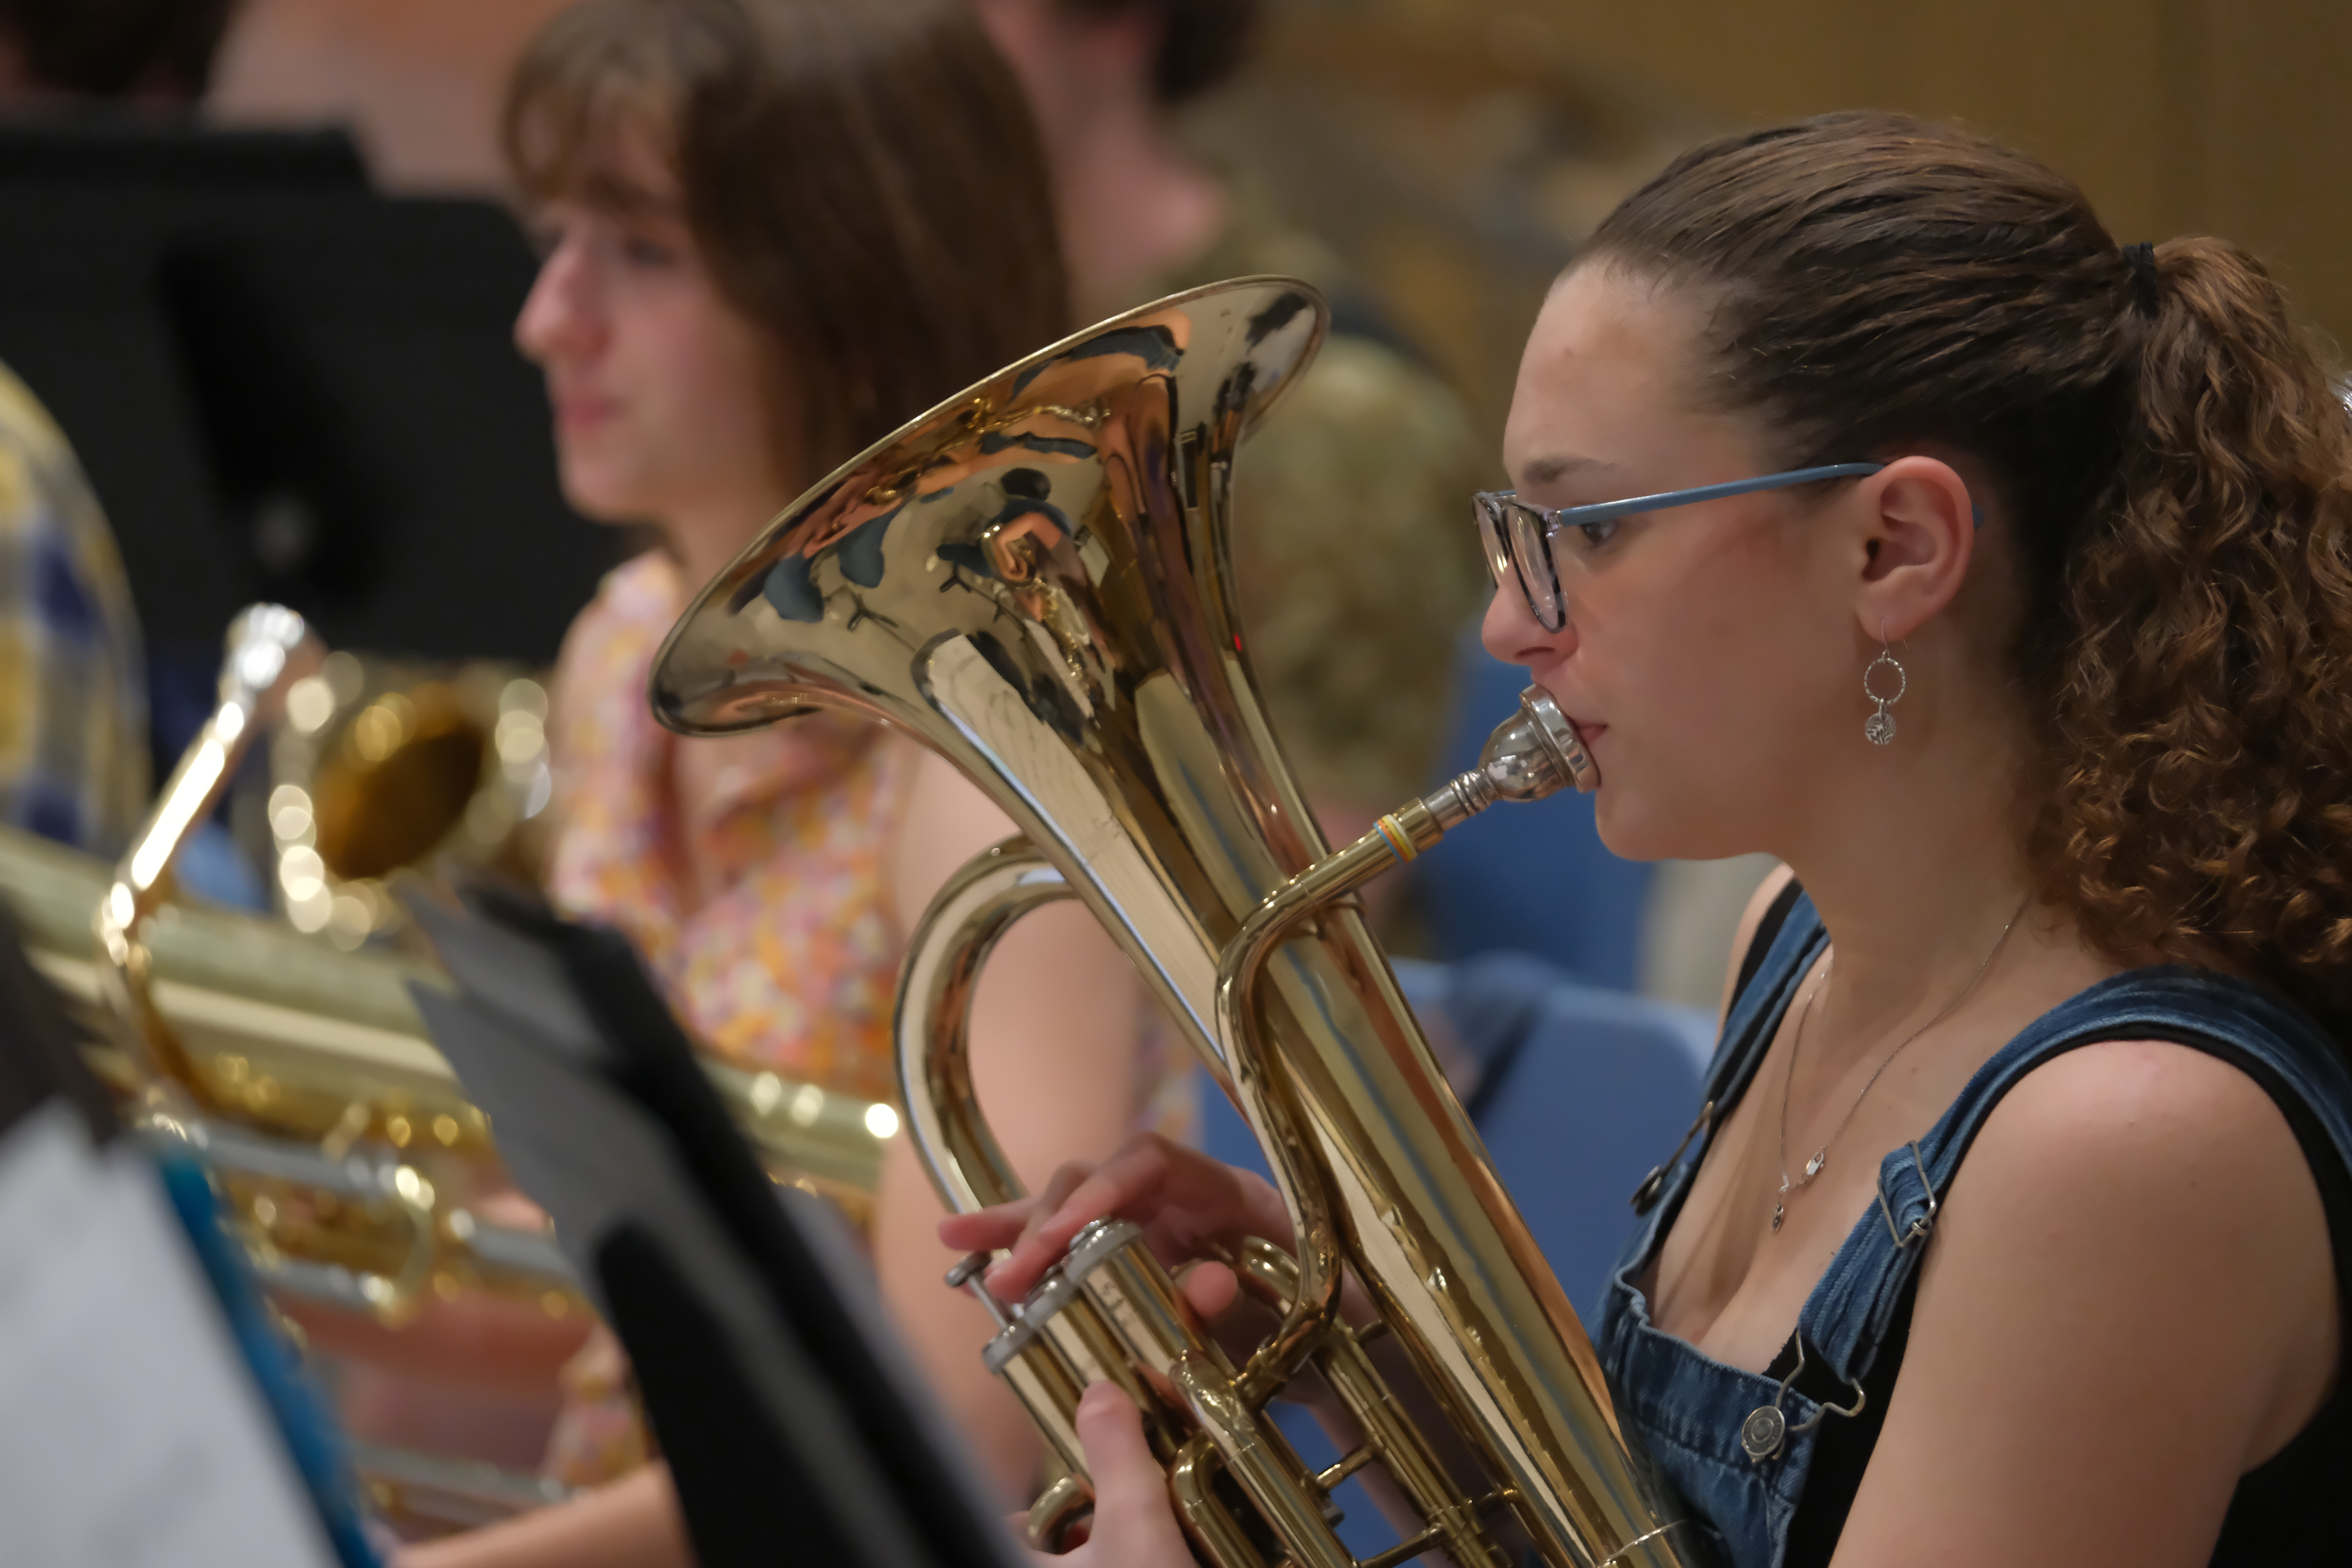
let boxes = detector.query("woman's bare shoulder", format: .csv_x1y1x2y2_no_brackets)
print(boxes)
1969,1034,2319,1210
1955,1036,2330,1328
1940,1037,2332,1451
1832,1035,2339,1566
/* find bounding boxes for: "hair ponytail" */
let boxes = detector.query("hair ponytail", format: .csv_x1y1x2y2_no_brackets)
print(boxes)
1582,113,2352,1034
2041,238,2352,1025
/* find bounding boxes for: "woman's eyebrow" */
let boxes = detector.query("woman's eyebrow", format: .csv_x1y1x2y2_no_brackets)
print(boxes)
1519,453,1617,487
572,170,684,221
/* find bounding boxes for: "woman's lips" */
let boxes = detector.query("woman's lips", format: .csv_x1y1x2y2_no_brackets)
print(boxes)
553,396,619,433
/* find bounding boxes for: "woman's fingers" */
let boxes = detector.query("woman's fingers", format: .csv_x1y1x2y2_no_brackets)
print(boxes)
938,1195,1043,1253
939,1156,1109,1259
1175,1258,1240,1322
989,1138,1182,1297
937,1152,1108,1255
952,1134,1292,1307
1069,1382,1194,1566
1014,1160,1108,1251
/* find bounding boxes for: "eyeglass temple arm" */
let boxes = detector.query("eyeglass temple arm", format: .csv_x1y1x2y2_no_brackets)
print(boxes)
1515,461,1985,530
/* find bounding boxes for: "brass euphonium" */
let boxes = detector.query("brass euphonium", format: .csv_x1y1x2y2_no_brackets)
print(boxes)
650,279,1699,1567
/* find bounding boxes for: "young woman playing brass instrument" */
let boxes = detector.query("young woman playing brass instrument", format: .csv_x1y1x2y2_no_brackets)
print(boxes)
954,113,2352,1566
398,1,1184,1562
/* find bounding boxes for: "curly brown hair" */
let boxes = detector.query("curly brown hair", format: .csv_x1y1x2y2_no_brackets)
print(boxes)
1580,110,2352,1036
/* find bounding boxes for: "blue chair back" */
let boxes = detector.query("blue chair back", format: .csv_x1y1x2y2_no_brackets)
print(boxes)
1415,626,1654,991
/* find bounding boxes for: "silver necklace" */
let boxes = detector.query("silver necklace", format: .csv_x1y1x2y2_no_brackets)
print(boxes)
1770,896,2029,1234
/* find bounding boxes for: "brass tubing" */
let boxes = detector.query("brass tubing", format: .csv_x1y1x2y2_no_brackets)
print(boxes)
893,838,1071,1213
1316,1444,1376,1490
1040,1291,1164,1427
100,605,315,1091
1066,1219,1235,1397
900,843,1207,1527
996,1341,1094,1486
1026,1471,1094,1552
1037,1215,1365,1568
1170,1435,1272,1568
1173,1351,1354,1568
1237,1236,1508,1568
1214,722,1683,1566
1322,1322,1510,1568
1210,802,1442,1403
1357,1524,1448,1568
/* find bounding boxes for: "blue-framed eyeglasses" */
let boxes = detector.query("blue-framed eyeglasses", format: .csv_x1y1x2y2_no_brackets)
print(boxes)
1473,462,1887,633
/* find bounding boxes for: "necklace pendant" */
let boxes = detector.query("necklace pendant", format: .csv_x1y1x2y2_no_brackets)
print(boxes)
1770,1199,1785,1233
1804,1150,1827,1181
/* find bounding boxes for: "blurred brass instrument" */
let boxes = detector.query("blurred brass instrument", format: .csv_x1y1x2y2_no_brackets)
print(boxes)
0,607,895,1525
262,648,555,949
651,280,1698,1567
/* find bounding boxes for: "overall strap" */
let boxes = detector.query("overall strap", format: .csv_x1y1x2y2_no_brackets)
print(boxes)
1625,880,1821,1223
1703,883,1828,1124
1801,966,2352,1385
1733,876,1808,1009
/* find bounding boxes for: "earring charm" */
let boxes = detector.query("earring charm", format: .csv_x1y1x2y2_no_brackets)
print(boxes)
1862,636,1906,746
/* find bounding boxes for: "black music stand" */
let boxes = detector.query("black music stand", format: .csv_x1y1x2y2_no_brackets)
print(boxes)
402,884,1021,1568
0,113,368,189
0,177,618,664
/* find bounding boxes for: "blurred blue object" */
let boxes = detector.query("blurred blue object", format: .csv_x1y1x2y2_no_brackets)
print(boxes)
1196,951,1710,1557
1416,625,1654,990
179,819,269,911
154,1152,384,1566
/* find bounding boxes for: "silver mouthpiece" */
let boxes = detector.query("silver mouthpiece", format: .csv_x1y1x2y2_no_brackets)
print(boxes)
1423,686,1599,827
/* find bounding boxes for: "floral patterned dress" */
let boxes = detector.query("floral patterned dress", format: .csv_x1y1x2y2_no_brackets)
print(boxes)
535,552,1190,1483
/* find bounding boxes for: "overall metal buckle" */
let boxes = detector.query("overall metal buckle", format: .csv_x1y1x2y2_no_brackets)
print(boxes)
1875,1139,1938,1249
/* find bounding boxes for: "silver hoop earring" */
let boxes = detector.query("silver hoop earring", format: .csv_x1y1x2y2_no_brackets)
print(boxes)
1863,634,1906,746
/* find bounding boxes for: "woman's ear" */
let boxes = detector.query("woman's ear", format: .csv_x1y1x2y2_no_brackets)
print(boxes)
1853,455,1977,641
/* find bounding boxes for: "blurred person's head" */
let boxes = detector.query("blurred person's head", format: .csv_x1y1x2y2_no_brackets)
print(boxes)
506,0,1068,574
969,0,1262,312
971,0,1258,123
0,0,238,102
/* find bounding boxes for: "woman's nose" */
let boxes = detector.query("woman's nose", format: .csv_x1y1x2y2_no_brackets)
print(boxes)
1479,578,1574,667
514,238,598,367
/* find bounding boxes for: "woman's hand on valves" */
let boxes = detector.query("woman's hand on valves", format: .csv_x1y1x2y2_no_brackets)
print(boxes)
938,1132,1291,1323
1019,1381,1198,1566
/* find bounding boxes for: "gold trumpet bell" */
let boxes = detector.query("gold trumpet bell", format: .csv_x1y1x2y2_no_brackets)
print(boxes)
267,652,554,949
651,279,1690,1568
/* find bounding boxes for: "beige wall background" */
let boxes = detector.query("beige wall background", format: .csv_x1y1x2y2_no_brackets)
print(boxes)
210,0,572,189
1355,0,2352,357
210,0,2352,402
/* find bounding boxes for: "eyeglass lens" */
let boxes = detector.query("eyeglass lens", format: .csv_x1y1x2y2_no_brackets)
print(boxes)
1502,500,1564,631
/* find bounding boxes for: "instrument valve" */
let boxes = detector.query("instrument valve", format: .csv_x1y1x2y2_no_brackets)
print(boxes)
947,1250,1016,1331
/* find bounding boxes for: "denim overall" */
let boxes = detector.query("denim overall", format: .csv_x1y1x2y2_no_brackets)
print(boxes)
1592,892,2352,1568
